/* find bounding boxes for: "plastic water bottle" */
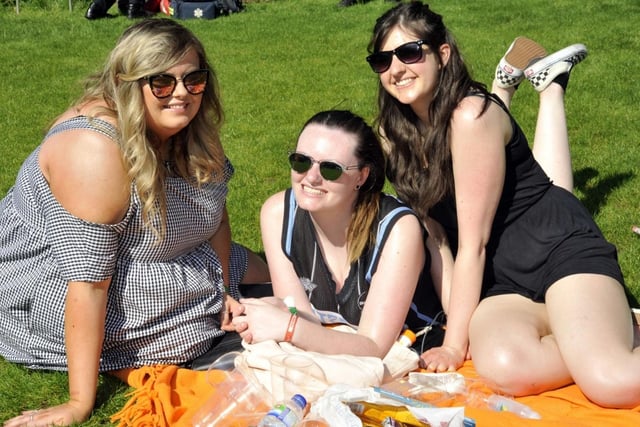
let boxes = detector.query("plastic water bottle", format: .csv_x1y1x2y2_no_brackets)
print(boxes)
396,329,416,347
258,394,307,427
486,394,541,419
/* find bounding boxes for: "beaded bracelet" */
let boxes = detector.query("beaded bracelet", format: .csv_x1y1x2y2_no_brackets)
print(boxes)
283,313,299,342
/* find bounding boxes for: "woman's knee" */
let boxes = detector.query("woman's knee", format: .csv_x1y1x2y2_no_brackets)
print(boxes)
574,364,640,408
472,342,537,395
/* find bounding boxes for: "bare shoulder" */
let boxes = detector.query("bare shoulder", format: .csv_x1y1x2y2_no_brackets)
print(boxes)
453,95,493,123
52,101,118,128
387,212,423,244
261,191,286,219
40,108,129,224
451,95,511,143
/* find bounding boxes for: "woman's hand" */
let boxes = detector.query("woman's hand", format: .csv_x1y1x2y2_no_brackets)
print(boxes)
3,400,91,427
232,298,290,344
221,293,245,332
419,345,466,372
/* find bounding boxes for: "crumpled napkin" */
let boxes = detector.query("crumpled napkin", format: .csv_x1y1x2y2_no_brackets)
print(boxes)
237,324,419,401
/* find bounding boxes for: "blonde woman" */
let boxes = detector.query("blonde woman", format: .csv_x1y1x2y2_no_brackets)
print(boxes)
0,18,267,426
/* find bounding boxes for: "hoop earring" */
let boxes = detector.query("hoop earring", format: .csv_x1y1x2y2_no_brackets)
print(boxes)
355,184,361,191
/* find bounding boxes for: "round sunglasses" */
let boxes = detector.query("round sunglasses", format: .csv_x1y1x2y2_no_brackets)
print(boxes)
288,152,360,181
366,40,428,73
142,69,209,99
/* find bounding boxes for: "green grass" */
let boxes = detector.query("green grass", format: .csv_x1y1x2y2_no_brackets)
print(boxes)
1,0,639,424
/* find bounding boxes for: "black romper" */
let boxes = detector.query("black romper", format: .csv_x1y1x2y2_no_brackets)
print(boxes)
430,94,624,302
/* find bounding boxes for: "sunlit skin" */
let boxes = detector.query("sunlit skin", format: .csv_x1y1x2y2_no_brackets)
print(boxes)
232,117,427,359
291,124,367,219
375,15,640,408
377,27,449,123
141,49,204,144
2,48,213,427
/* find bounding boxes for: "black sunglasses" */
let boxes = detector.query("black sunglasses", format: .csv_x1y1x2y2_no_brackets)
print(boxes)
366,40,428,73
288,152,360,181
143,69,209,99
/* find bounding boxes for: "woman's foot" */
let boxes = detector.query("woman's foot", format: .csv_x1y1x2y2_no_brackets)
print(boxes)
494,37,547,89
525,44,588,92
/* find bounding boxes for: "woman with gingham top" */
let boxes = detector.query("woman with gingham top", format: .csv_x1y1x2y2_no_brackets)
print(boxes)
0,19,268,427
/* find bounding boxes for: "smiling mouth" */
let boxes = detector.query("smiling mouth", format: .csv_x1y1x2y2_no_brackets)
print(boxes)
302,185,324,196
395,77,414,87
165,102,189,109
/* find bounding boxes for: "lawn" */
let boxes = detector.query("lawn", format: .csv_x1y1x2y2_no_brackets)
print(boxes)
0,0,639,424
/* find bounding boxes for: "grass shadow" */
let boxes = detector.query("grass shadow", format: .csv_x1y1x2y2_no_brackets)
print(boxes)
573,167,634,216
92,373,131,422
573,167,639,308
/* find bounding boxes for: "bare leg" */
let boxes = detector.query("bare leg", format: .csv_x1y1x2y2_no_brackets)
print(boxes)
525,43,588,191
532,82,573,192
471,280,640,408
490,83,516,110
492,37,576,192
241,248,270,284
491,79,574,192
470,294,573,396
546,274,640,408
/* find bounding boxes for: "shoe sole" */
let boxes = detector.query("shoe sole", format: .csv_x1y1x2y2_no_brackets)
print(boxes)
504,37,547,71
495,37,547,89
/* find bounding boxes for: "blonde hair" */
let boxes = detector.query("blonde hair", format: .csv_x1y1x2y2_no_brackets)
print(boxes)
76,18,225,239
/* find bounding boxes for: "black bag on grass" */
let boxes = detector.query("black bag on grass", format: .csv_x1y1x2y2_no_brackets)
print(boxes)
168,0,243,20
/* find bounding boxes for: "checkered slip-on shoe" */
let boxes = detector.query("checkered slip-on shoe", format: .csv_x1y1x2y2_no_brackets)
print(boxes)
494,37,547,89
525,43,588,92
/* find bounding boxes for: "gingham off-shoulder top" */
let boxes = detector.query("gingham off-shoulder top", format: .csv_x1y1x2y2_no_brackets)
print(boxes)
0,116,247,371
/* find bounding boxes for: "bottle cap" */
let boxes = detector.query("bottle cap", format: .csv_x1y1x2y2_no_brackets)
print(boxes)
397,329,416,346
291,393,307,409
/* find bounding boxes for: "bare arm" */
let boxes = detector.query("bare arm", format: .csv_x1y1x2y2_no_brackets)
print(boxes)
256,191,317,319
351,213,425,356
420,98,510,371
65,280,110,420
209,206,232,289
208,206,242,330
4,124,131,426
235,193,424,358
424,216,454,313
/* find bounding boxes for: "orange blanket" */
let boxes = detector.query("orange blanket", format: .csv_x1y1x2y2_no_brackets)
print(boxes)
110,361,640,427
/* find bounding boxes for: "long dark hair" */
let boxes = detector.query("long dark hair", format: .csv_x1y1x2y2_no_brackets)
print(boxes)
368,2,489,222
300,110,385,263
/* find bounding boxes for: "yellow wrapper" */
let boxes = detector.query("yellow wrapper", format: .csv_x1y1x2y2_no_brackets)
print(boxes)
346,401,428,427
